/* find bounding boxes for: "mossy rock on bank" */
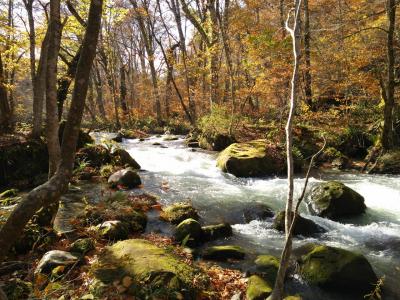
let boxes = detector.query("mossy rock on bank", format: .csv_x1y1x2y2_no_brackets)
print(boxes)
35,250,80,276
70,238,95,255
3,278,32,300
160,202,199,224
273,211,326,236
75,145,111,168
59,121,94,149
307,181,366,219
216,140,288,177
201,245,245,261
0,139,48,189
91,239,204,298
199,133,236,151
94,220,129,241
373,150,400,175
111,148,141,169
246,275,273,300
108,168,141,189
253,255,279,283
296,243,378,294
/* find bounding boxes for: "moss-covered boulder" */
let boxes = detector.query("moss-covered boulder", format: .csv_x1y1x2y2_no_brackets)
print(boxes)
243,203,274,223
174,218,203,246
163,135,179,141
91,239,204,298
201,223,232,242
307,181,366,219
202,245,245,261
70,238,95,255
159,202,199,224
199,133,236,151
108,168,141,189
111,148,141,169
217,140,287,177
118,209,147,232
373,150,400,174
254,255,279,283
246,275,273,300
296,244,378,293
75,145,111,168
94,220,129,241
273,211,326,236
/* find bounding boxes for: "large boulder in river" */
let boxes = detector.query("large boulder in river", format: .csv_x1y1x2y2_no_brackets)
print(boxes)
202,223,233,241
91,239,203,298
217,140,287,177
373,149,400,175
295,244,377,294
159,202,199,224
307,181,366,219
243,203,274,223
273,211,326,236
199,133,236,151
108,168,141,189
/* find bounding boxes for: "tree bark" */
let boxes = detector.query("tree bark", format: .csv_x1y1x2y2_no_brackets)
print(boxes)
269,1,302,299
303,0,313,108
46,0,62,177
0,52,12,133
32,30,50,138
120,64,128,114
382,0,397,151
0,0,103,263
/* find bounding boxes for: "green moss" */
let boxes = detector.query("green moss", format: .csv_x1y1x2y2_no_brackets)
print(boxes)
298,244,377,292
246,275,272,300
202,245,246,261
159,202,199,224
201,223,232,241
0,188,18,198
91,239,204,298
70,238,95,255
216,140,286,177
308,181,366,219
174,218,203,246
254,255,279,283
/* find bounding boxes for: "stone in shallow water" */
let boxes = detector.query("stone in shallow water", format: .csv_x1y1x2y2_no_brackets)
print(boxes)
273,211,326,236
159,202,199,224
201,245,246,261
174,218,203,246
108,168,141,189
201,223,233,241
246,275,272,300
243,203,274,223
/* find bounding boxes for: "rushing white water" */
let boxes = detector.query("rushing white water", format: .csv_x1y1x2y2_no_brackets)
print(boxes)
95,134,400,299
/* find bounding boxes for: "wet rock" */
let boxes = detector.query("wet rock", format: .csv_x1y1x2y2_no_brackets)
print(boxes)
174,218,203,246
111,148,141,169
373,150,400,175
117,210,147,233
159,202,199,224
254,255,279,283
112,132,123,143
70,238,95,255
108,168,141,189
273,211,326,236
307,181,366,219
331,156,350,170
75,145,111,168
91,239,202,298
95,220,129,240
201,223,233,241
163,135,179,141
202,245,245,261
217,140,287,177
35,250,80,275
199,133,236,151
243,203,274,223
246,275,272,300
295,243,378,294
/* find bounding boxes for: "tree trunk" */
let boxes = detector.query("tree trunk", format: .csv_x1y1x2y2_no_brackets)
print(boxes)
23,0,36,90
46,0,62,177
0,0,103,263
120,64,128,114
32,30,50,138
94,63,107,119
303,0,313,108
269,1,302,299
382,0,396,151
0,53,12,133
